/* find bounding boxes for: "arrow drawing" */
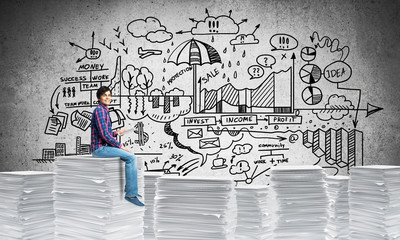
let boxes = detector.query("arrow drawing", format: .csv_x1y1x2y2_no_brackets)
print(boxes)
69,41,86,51
291,52,296,113
50,85,61,114
300,104,383,116
189,18,200,23
91,31,95,49
177,158,199,171
176,30,191,34
337,84,361,128
237,19,248,25
299,102,383,126
55,92,60,109
252,24,260,35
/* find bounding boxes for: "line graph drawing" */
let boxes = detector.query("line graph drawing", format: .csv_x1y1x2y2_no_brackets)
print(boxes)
199,68,294,113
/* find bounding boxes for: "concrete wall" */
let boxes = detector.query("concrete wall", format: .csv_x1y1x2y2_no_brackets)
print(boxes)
0,0,399,185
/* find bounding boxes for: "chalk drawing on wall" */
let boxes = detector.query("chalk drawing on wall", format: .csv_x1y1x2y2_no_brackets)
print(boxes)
300,46,317,63
302,128,363,174
256,54,276,69
210,155,228,170
70,110,92,131
120,122,149,148
168,38,222,113
127,17,173,43
35,5,387,186
33,136,90,163
270,33,298,51
144,157,180,175
299,64,322,84
176,9,245,35
176,158,201,176
311,95,354,121
302,86,323,105
202,68,294,113
45,112,68,136
50,85,61,114
230,24,260,46
138,47,162,59
187,128,203,139
99,26,129,54
310,31,349,61
69,32,101,63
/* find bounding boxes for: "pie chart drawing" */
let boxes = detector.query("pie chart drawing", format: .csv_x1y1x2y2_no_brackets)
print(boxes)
300,47,317,62
302,86,323,105
299,64,322,84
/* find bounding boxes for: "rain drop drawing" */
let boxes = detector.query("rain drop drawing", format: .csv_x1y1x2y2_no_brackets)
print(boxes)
228,61,231,68
237,61,240,66
223,47,227,54
242,50,246,58
234,71,237,79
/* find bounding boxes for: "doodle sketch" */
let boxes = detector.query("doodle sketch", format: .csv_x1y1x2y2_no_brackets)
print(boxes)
35,7,385,186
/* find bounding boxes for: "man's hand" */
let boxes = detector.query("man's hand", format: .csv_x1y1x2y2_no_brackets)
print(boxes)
121,146,131,153
116,129,127,136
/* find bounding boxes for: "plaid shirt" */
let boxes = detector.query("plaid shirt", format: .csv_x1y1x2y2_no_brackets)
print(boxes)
91,103,121,152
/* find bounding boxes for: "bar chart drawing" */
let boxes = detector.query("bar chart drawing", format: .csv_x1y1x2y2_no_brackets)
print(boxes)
200,68,293,114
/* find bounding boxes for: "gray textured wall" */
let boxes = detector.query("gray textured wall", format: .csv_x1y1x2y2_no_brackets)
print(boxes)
0,0,399,183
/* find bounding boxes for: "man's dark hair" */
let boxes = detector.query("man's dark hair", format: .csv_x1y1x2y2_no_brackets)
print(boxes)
96,86,111,99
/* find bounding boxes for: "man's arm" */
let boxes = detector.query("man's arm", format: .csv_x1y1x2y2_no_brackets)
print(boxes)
94,108,121,148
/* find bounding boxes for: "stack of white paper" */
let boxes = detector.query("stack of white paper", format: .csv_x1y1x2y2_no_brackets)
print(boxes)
0,171,54,240
270,165,329,240
325,176,349,240
54,155,144,240
349,165,400,240
144,172,163,240
154,176,237,240
235,185,271,240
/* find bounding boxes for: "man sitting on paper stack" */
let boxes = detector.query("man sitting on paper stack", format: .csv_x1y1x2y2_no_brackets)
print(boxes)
90,86,144,207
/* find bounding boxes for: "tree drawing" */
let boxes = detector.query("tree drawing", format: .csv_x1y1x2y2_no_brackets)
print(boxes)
122,65,139,113
137,67,154,95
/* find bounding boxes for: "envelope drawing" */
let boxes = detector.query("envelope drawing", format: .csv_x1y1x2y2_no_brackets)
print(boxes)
187,128,203,139
199,137,220,149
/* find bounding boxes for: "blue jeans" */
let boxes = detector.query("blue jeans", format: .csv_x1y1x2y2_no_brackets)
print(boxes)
92,146,139,197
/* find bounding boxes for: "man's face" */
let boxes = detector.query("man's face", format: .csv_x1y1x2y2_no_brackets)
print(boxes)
99,90,111,107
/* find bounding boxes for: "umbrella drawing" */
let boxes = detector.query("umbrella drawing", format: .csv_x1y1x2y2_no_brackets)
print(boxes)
168,38,221,113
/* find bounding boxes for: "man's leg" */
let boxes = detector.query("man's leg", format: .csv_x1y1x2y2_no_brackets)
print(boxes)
92,146,139,197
